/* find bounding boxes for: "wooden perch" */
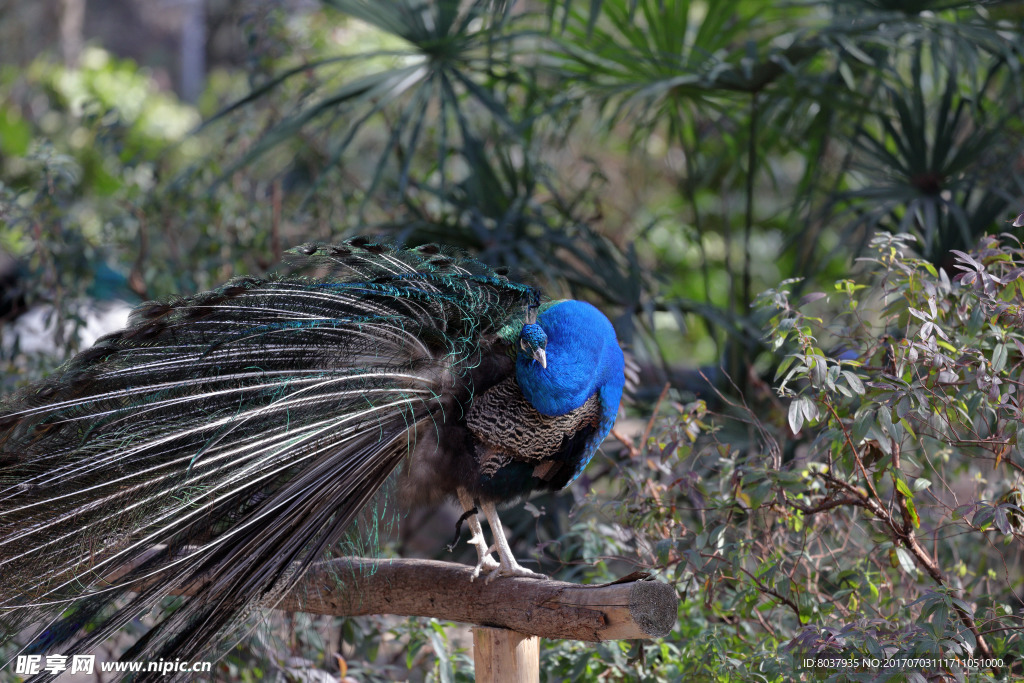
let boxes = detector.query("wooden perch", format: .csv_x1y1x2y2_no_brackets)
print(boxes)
275,558,678,641
105,554,677,681
104,552,678,642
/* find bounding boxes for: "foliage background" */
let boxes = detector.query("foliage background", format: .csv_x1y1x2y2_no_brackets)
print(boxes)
2,0,1024,680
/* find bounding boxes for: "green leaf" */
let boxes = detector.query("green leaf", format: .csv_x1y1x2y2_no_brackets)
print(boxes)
905,498,920,528
972,506,995,530
876,405,892,431
774,354,796,381
894,547,917,575
992,343,1007,373
800,396,819,425
894,477,913,498
788,397,804,434
894,477,920,528
842,370,865,395
852,410,873,442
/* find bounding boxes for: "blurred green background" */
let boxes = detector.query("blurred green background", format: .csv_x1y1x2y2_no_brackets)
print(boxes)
3,0,1022,389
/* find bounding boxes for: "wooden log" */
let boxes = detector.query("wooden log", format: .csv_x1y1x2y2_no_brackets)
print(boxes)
274,558,678,642
103,553,679,641
473,628,539,683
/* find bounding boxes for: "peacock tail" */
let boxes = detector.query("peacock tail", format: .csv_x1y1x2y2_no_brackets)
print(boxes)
0,239,540,674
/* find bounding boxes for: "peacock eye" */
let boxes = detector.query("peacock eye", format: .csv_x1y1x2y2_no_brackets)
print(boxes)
519,339,528,351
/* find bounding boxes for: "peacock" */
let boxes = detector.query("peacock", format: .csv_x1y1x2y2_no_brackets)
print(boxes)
0,237,625,677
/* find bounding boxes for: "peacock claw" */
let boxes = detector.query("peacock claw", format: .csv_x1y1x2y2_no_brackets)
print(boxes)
482,558,539,584
467,534,499,581
458,491,543,582
470,556,501,580
476,501,545,583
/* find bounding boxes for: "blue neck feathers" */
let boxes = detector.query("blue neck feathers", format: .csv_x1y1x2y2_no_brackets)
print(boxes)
515,300,624,480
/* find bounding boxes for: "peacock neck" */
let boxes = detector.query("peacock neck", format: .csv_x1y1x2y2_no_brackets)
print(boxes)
515,300,624,419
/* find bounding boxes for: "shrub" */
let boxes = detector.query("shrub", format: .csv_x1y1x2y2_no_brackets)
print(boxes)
553,233,1024,681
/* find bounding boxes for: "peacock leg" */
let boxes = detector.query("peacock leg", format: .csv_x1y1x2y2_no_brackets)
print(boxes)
479,501,539,583
457,488,499,580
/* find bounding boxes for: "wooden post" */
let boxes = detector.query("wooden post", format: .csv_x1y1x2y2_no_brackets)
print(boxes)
472,628,539,683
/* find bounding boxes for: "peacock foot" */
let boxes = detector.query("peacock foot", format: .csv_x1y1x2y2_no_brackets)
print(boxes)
482,555,539,584
477,500,546,583
468,535,500,581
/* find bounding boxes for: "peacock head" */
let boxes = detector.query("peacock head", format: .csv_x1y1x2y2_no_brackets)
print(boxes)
517,324,548,369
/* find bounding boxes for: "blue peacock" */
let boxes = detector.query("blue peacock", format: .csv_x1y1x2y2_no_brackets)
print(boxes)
0,238,624,676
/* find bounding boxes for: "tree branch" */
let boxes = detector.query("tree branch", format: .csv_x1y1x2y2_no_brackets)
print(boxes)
278,559,679,642
106,555,679,642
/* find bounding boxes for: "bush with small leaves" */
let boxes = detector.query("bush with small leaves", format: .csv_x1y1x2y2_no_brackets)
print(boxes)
549,232,1024,681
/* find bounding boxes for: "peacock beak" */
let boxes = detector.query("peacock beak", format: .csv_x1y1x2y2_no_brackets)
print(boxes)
533,348,547,369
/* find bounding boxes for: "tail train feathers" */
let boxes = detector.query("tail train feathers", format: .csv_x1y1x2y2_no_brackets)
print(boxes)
0,240,537,673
